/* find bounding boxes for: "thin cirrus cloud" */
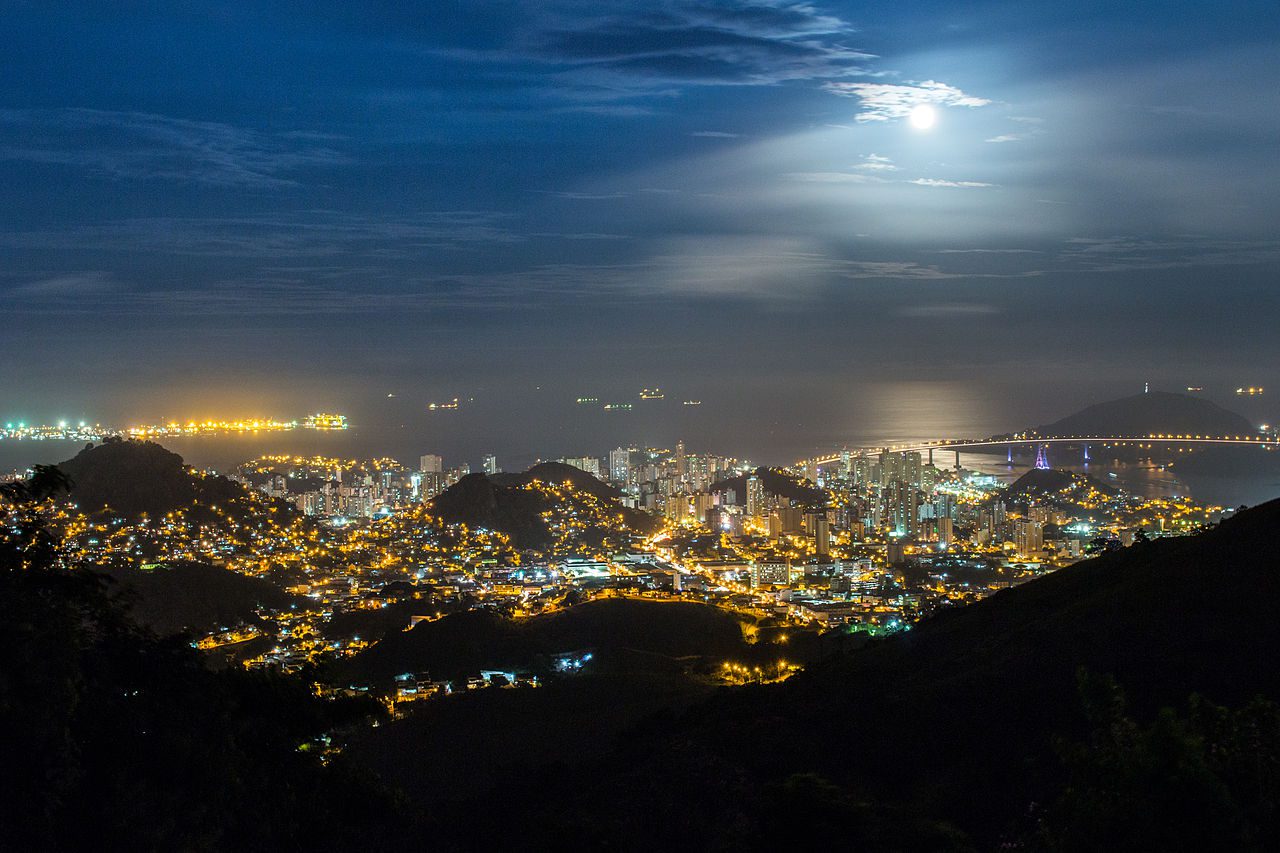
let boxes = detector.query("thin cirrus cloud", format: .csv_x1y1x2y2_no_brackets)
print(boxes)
5,271,118,298
0,108,347,187
909,178,996,188
986,117,1045,143
528,0,873,88
784,171,884,183
824,80,991,121
856,153,898,171
0,212,524,259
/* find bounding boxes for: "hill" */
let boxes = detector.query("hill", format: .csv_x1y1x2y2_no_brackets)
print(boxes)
347,671,714,805
1034,390,1253,437
428,464,656,549
326,597,764,686
55,438,281,521
338,597,848,810
999,467,1116,502
101,560,297,637
403,498,1280,848
1,474,405,851
711,466,826,507
490,461,622,500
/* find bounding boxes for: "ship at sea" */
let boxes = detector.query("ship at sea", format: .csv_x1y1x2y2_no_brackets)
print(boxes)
303,413,348,430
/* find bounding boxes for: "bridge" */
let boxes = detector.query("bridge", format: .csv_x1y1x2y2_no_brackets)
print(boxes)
800,433,1279,470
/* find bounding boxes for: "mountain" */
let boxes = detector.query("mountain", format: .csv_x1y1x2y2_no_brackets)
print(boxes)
55,438,282,520
711,466,826,507
101,560,297,637
490,461,622,500
428,464,656,549
620,498,1280,844
337,597,848,808
1000,467,1116,502
397,498,1280,849
327,596,776,686
1,484,404,851
1034,390,1254,437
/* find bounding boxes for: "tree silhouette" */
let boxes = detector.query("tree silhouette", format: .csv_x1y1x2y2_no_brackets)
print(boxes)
1,466,409,851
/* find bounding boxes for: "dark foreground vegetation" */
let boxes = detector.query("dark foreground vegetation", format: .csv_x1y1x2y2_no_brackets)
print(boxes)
6,465,1280,851
0,468,406,851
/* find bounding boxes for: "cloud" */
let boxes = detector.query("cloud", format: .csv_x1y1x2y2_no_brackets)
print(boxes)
691,130,740,138
909,178,995,188
1056,236,1280,272
528,1,872,88
834,261,972,280
0,211,524,259
643,235,834,298
784,171,882,183
986,117,1045,143
823,79,990,121
6,271,118,298
540,190,631,200
935,248,1042,254
0,109,347,187
856,153,897,171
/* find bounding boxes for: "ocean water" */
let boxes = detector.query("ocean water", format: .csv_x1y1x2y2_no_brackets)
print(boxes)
3,381,1276,506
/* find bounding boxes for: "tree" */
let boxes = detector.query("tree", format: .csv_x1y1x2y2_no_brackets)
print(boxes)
1024,671,1280,851
1,467,408,850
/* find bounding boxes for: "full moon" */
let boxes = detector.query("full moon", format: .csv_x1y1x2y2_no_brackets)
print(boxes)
909,103,937,130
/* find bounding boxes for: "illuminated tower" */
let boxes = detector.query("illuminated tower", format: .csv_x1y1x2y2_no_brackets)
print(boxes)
1034,444,1050,470
746,474,765,519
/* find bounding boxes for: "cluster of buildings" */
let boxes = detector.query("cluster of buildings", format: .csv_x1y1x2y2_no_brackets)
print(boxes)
6,433,1229,684
234,454,476,520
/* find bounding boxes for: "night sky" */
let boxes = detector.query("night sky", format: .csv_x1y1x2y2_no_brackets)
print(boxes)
3,1,1278,455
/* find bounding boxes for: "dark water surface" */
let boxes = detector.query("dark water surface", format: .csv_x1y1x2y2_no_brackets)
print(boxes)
3,381,1276,507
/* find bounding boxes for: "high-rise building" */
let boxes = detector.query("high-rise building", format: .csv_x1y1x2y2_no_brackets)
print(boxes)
560,456,601,478
903,451,922,488
419,454,443,473
751,561,790,587
936,517,954,547
814,516,831,555
746,474,765,519
1015,519,1044,556
675,440,687,479
297,491,324,516
885,481,921,538
483,454,499,475
920,463,941,493
878,449,901,486
691,492,718,523
770,506,803,537
608,447,630,483
664,495,690,523
852,455,872,487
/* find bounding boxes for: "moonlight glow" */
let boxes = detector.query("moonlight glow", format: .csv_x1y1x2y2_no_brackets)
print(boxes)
909,103,937,130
